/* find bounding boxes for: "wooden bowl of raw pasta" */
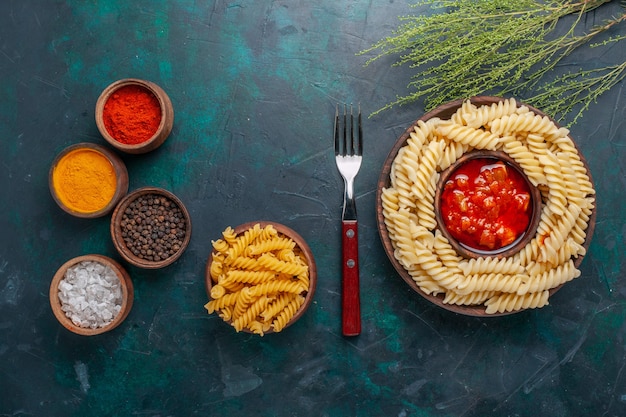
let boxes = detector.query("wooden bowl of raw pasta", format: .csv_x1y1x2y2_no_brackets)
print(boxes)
376,96,596,317
204,221,317,335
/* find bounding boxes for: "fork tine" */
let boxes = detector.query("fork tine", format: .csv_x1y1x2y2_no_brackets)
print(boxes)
343,104,348,156
334,104,340,156
349,105,355,156
357,103,363,156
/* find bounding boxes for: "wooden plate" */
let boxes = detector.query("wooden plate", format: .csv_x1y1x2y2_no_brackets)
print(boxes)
376,96,597,316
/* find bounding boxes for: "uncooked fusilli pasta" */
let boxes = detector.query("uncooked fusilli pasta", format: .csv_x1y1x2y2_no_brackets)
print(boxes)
381,98,595,314
205,223,311,334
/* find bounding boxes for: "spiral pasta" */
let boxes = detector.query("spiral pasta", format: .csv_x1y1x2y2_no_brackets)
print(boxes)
410,140,444,201
490,112,559,138
433,231,463,275
455,272,524,295
484,290,550,314
502,139,545,186
209,252,225,278
218,277,244,293
464,97,529,128
260,293,293,323
227,256,262,271
382,98,595,314
247,237,295,255
224,225,264,263
518,260,581,295
233,287,254,320
248,280,307,297
233,296,270,332
438,140,468,171
458,256,525,276
225,270,276,285
437,121,501,150
443,290,496,306
205,223,310,334
222,226,238,245
205,292,239,314
257,253,308,276
538,152,568,217
272,295,305,332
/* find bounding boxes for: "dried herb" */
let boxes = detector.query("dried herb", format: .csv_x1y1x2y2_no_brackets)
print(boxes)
361,0,626,124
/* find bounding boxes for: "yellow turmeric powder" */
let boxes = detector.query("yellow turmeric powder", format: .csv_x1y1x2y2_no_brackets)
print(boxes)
52,148,117,213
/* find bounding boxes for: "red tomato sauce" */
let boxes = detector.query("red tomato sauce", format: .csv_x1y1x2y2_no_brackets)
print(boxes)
440,158,532,252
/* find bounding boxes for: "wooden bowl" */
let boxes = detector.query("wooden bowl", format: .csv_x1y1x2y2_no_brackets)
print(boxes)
95,78,174,154
205,221,317,334
110,187,192,269
50,254,133,336
434,150,542,259
49,142,129,218
376,96,597,316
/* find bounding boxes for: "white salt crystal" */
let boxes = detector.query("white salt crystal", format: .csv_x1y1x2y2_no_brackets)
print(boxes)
58,260,123,329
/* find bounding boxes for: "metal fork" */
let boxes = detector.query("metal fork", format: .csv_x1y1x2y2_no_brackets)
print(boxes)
334,103,362,336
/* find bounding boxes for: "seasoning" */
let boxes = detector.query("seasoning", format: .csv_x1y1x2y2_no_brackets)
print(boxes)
103,84,161,145
440,158,532,251
52,148,117,213
58,260,123,329
120,193,187,262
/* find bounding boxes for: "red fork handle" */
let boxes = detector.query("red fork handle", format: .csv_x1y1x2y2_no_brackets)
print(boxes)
341,220,361,336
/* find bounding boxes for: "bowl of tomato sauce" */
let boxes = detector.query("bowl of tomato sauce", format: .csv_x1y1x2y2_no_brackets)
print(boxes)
434,150,542,259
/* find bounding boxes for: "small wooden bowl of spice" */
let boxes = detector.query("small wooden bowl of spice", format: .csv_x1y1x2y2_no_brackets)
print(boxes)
49,143,129,218
204,221,317,336
50,254,133,336
110,187,192,269
95,78,174,154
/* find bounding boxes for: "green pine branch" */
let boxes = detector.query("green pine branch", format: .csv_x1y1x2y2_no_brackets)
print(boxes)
361,0,626,124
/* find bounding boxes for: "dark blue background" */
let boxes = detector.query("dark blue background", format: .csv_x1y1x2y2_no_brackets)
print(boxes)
0,1,625,416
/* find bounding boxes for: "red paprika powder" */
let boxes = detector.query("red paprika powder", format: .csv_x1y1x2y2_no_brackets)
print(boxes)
103,85,161,145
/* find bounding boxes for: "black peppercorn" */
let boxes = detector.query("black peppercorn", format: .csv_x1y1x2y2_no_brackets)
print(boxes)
120,193,187,262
